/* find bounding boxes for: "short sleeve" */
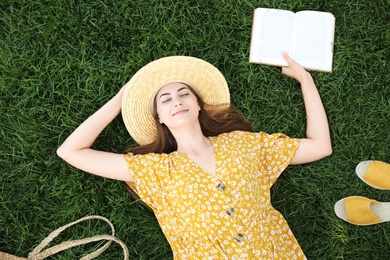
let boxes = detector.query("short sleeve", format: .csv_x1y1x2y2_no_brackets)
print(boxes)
123,153,168,211
257,132,300,186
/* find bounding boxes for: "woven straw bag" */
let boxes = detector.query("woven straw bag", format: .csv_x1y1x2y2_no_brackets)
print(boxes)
0,215,129,260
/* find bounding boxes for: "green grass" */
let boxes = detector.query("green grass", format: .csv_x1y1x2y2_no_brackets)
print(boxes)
1,0,389,259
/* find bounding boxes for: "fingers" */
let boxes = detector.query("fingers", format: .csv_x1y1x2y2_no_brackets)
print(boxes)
281,52,305,71
281,52,293,75
282,51,295,66
281,52,309,82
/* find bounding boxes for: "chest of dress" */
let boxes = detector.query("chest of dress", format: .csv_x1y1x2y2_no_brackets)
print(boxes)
162,152,270,237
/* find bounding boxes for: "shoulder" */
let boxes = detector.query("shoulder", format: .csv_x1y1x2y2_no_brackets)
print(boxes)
211,131,267,149
214,130,256,139
213,130,271,142
213,130,299,148
123,152,171,167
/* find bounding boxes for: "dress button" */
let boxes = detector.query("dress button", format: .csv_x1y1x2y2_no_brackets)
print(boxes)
216,182,225,191
235,234,244,242
226,208,235,216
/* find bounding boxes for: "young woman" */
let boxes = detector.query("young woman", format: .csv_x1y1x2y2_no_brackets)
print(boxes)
57,53,332,259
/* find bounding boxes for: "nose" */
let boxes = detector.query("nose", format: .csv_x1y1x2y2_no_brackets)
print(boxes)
174,100,183,107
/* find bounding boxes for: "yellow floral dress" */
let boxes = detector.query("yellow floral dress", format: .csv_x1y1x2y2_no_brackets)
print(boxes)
124,131,305,259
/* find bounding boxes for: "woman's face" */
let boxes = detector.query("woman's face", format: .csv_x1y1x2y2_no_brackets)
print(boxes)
155,82,200,130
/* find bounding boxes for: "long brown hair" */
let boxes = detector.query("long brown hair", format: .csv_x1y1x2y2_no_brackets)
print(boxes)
124,85,252,155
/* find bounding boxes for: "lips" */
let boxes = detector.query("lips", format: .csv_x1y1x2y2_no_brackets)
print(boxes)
172,109,189,116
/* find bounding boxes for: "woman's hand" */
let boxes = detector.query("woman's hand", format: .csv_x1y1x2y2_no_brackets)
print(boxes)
281,52,310,83
116,85,127,100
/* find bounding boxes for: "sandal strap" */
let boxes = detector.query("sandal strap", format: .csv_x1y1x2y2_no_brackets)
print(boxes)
364,161,390,189
345,197,383,225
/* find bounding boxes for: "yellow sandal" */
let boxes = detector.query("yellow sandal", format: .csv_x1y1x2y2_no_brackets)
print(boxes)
334,196,390,226
356,160,390,190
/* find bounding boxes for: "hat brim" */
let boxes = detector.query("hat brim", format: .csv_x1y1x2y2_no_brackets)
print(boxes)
121,56,230,145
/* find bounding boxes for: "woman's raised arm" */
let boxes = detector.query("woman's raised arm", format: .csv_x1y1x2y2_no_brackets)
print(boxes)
281,52,332,165
57,87,133,182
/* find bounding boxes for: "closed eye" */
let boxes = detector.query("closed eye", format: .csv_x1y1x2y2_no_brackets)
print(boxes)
161,98,172,103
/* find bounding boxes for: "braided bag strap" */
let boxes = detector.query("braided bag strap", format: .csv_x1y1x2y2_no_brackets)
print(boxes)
0,251,25,260
26,215,129,260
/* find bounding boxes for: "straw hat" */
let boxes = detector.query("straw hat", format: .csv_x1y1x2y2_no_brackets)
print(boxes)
121,56,230,145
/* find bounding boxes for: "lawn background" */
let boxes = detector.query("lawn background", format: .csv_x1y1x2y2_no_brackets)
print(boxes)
1,0,389,259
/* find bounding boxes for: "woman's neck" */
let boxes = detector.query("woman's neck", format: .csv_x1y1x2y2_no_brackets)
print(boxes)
171,126,211,155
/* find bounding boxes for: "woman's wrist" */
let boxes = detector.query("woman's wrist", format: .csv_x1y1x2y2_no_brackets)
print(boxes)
298,71,312,84
298,72,315,88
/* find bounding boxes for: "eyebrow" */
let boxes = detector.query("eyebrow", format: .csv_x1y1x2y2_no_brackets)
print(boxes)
158,86,189,100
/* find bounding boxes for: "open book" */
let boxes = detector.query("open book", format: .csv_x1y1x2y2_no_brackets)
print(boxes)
249,8,335,72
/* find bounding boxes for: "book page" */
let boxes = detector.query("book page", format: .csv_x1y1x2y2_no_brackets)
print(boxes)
293,11,335,72
249,8,295,66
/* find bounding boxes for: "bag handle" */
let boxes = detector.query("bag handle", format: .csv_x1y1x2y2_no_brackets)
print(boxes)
27,215,129,260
